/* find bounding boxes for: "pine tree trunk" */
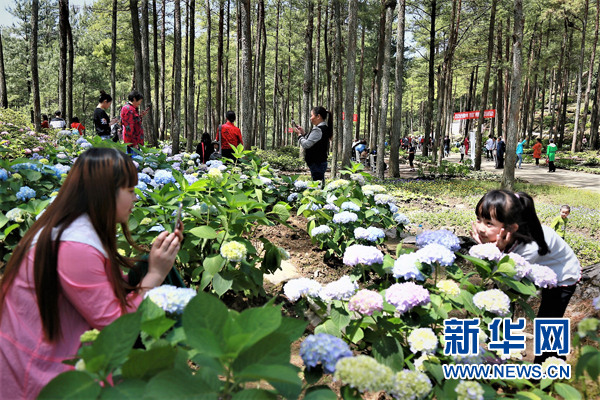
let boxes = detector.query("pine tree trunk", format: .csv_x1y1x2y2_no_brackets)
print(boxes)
342,0,359,169
152,0,159,136
502,0,524,190
58,0,68,116
474,0,496,170
0,30,7,109
377,0,395,178
186,0,196,152
572,0,590,152
356,25,365,141
302,0,314,132
258,0,266,149
31,0,41,131
581,0,599,149
110,0,118,117
66,16,73,124
423,0,436,157
550,25,566,140
331,0,343,179
559,26,573,147
141,0,156,146
315,0,322,106
172,0,181,155
206,0,213,136
240,0,253,147
390,0,405,177
272,0,281,149
159,0,166,140
371,4,387,153
496,20,503,140
216,0,224,128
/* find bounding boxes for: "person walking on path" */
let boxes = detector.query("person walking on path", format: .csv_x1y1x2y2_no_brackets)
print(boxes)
532,138,542,168
464,136,470,159
294,106,332,186
492,137,498,167
120,91,149,154
49,111,66,129
546,139,557,173
485,136,494,161
459,143,465,163
94,91,119,140
515,138,527,169
215,111,243,160
408,142,416,171
496,137,506,169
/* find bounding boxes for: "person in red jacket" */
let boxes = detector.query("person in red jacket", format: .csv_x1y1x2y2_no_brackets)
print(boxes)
215,111,243,160
70,117,85,135
120,91,149,154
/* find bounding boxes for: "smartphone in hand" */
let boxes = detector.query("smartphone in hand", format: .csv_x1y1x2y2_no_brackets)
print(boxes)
172,202,183,231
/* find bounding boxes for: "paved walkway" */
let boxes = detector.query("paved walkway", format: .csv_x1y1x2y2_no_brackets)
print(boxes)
374,151,599,193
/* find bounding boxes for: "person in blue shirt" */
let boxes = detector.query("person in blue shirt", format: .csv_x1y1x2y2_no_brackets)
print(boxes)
515,138,527,169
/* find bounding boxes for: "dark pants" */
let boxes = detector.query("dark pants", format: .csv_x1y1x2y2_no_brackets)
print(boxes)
548,161,556,172
497,154,504,168
460,154,464,162
409,156,414,168
308,161,327,186
535,157,540,165
533,284,577,364
221,148,235,160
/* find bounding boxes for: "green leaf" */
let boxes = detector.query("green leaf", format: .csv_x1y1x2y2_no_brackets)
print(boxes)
497,277,537,296
517,298,536,322
261,243,282,274
513,392,542,400
231,389,277,400
304,365,324,385
459,254,492,273
87,312,141,374
586,352,600,380
425,362,445,385
183,292,229,357
576,347,599,378
121,345,178,380
232,333,291,373
38,371,101,400
303,387,338,400
233,306,282,352
330,306,351,331
274,317,307,343
20,169,42,181
144,370,218,400
139,298,176,339
188,226,217,239
372,337,404,372
495,262,516,277
340,385,362,400
460,290,480,316
4,223,20,237
539,378,552,391
553,383,581,400
212,273,233,297
203,254,226,275
0,213,8,230
271,203,291,221
314,320,341,337
98,379,146,399
236,365,302,386
347,327,364,344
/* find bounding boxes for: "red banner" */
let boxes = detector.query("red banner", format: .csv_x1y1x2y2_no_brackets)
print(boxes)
454,109,496,120
288,128,294,133
342,112,358,121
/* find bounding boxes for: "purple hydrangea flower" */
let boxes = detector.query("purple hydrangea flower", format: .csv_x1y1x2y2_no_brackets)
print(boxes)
385,282,430,314
469,243,503,261
354,227,386,242
300,333,352,374
416,244,456,266
348,290,383,316
319,276,359,302
311,225,332,237
527,264,558,288
507,252,531,280
416,229,461,251
343,244,384,266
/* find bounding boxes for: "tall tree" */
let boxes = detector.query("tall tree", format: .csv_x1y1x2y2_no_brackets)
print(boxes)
159,0,166,140
141,0,156,146
272,0,281,148
31,0,41,131
152,0,159,137
342,0,358,169
502,0,524,190
66,11,73,123
206,0,213,135
423,0,436,157
216,0,224,126
187,0,196,152
302,0,314,131
370,5,386,152
257,0,267,148
377,0,395,179
474,0,497,170
110,0,118,118
496,20,503,140
572,0,590,152
580,0,600,145
172,0,182,154
130,0,144,94
331,0,343,178
390,0,405,177
240,0,253,147
355,25,365,141
58,0,69,116
0,29,7,109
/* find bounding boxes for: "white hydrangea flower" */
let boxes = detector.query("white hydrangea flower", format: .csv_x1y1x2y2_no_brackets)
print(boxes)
319,276,358,302
455,380,484,400
145,285,197,315
283,278,322,302
220,241,247,262
436,279,461,297
473,289,510,316
408,328,438,354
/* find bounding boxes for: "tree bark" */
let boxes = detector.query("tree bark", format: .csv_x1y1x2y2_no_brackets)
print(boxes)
474,0,497,170
496,20,503,140
187,0,196,152
315,0,322,106
258,0,266,149
66,13,73,124
302,0,314,132
58,0,69,116
377,0,395,178
110,0,118,118
240,0,252,148
31,0,41,131
581,0,600,147
356,25,365,141
130,0,144,95
331,0,343,178
550,24,567,140
172,0,181,154
423,0,436,157
272,0,281,148
216,0,224,127
205,0,213,135
342,0,359,169
0,30,7,109
141,0,156,146
371,4,387,152
159,0,166,140
153,0,159,136
572,0,590,152
502,0,524,190
390,0,405,177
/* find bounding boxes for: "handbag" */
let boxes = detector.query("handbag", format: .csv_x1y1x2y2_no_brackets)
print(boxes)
110,121,120,143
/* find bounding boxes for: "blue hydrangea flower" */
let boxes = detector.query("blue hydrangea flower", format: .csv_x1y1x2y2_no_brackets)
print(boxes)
354,226,386,242
184,174,199,185
206,159,223,168
288,193,299,202
138,172,152,184
389,203,399,213
154,169,176,185
333,211,358,224
416,229,461,251
341,201,361,212
16,186,36,201
294,180,308,190
30,153,43,160
132,154,144,162
393,213,410,225
343,244,384,266
311,225,332,237
12,162,41,172
135,181,148,191
300,333,352,374
141,167,154,176
0,168,8,181
145,285,197,315
49,164,71,178
80,142,93,149
307,202,321,211
323,203,340,212
149,224,166,232
415,243,456,266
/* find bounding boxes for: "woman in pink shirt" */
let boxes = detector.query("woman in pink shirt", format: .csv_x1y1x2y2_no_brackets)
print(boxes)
0,148,182,399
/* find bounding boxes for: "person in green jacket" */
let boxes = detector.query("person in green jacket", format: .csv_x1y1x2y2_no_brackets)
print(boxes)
546,138,557,172
550,205,570,239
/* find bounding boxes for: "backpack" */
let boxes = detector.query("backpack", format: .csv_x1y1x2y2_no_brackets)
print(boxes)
110,120,120,143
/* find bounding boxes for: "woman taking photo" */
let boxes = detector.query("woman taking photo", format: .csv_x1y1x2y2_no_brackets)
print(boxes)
294,106,332,186
94,91,119,140
0,148,183,398
121,90,149,154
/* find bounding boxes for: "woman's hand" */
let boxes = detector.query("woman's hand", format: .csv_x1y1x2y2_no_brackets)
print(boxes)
294,126,305,136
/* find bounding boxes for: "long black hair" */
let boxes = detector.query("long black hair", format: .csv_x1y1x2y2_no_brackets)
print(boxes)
475,189,548,255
